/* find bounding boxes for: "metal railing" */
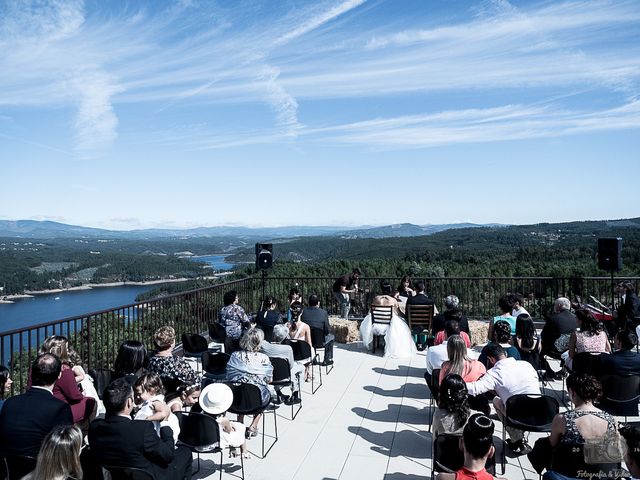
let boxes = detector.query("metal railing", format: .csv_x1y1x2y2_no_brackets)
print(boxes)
1,275,637,395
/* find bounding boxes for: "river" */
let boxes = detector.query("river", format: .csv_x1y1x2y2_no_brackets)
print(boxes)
0,254,234,333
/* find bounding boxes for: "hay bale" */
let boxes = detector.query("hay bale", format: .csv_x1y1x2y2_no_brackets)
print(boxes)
468,320,488,346
329,316,361,343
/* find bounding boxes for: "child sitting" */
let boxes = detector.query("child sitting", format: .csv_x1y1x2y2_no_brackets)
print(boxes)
199,383,249,459
133,373,180,445
436,413,504,480
166,383,201,413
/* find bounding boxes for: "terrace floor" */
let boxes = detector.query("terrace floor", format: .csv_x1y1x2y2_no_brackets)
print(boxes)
190,341,596,480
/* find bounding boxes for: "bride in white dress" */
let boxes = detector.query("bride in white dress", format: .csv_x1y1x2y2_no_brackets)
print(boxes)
360,281,417,359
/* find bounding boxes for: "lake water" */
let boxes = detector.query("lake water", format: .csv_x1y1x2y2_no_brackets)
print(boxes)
0,254,235,333
190,254,234,270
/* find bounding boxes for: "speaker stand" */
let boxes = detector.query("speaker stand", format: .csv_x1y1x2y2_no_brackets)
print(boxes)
261,270,267,303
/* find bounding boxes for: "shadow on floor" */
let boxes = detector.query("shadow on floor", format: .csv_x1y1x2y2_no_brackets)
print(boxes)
384,473,430,480
352,404,428,425
347,426,430,459
363,382,428,399
372,366,425,378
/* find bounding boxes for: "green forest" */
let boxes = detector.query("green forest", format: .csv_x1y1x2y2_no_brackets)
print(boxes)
2,218,640,296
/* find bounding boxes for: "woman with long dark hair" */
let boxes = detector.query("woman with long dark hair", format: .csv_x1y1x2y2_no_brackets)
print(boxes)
433,374,476,436
397,275,415,298
113,340,147,383
515,314,541,369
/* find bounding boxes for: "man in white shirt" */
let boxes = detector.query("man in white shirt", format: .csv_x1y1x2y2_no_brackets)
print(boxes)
511,292,529,318
466,343,540,455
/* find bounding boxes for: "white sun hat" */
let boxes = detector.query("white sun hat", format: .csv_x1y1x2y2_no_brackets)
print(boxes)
199,383,234,415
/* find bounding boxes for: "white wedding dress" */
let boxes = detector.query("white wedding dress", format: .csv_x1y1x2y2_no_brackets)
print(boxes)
360,313,417,359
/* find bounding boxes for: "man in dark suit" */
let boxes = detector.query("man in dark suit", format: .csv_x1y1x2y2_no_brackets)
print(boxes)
541,297,577,357
88,378,192,480
0,353,74,458
599,330,640,376
301,294,334,365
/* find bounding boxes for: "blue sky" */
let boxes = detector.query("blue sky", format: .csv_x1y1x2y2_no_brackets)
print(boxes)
1,0,639,229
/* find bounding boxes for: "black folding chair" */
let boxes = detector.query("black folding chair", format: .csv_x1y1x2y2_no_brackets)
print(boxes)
427,368,441,433
287,339,322,394
370,306,393,354
208,322,228,353
310,327,334,375
270,357,302,420
0,453,36,480
176,411,244,480
202,352,231,385
431,433,495,480
570,352,604,376
225,382,278,459
181,333,209,372
88,368,114,399
551,442,620,479
502,394,559,474
102,465,155,480
599,374,640,420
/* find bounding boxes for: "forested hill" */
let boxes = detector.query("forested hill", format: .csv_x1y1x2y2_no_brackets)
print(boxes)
228,218,640,277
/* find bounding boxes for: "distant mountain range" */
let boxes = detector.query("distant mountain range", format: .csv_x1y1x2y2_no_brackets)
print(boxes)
0,220,506,240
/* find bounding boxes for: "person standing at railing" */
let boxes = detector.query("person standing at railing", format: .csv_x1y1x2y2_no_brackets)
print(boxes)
218,289,252,350
332,268,361,319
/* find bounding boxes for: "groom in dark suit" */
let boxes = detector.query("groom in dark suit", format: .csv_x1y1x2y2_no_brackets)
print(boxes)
88,378,192,480
0,353,74,458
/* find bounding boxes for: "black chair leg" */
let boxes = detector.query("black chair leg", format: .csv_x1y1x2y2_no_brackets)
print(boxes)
501,425,506,475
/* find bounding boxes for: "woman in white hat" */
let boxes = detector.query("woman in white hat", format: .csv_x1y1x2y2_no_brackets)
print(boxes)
199,383,249,458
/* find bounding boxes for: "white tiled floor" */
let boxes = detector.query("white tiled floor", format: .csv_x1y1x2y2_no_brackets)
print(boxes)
192,343,605,480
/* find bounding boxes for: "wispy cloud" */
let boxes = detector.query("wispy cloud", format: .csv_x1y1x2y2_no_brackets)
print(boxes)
303,99,640,148
1,0,639,154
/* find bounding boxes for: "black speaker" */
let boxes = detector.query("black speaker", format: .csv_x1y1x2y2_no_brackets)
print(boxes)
598,237,622,271
255,243,273,270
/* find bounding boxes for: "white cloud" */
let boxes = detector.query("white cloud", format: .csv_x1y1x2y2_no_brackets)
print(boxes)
303,99,640,148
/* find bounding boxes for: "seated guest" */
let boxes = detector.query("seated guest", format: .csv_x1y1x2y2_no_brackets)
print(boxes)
166,383,201,413
288,301,313,380
113,340,147,384
361,280,417,359
88,378,192,480
541,374,619,478
514,314,541,370
434,328,471,348
198,383,249,459
287,287,302,321
565,308,610,370
439,335,486,385
37,335,96,428
259,323,303,405
487,294,517,340
218,289,251,343
541,297,577,358
467,344,540,455
620,424,640,479
432,294,469,336
226,328,274,439
301,294,335,365
256,295,283,332
406,281,439,323
147,326,201,392
433,374,480,437
0,353,73,458
426,322,460,384
599,329,640,376
510,292,529,318
134,373,180,445
397,275,415,299
478,320,520,369
436,413,499,480
0,365,12,413
23,425,83,480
